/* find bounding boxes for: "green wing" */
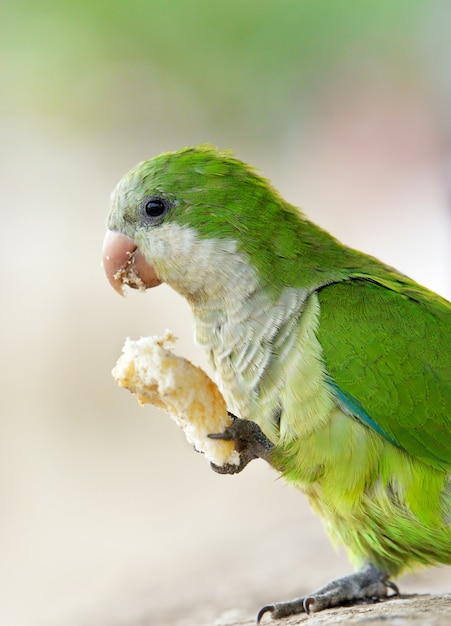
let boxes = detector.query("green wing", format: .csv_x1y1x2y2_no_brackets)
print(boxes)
316,277,451,471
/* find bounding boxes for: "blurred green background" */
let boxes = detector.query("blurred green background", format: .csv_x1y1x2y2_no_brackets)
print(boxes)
1,2,450,625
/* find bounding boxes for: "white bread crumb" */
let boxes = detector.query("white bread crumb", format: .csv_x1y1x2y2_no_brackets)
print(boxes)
112,331,240,467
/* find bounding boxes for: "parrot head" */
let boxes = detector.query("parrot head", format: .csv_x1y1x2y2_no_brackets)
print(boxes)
102,145,313,304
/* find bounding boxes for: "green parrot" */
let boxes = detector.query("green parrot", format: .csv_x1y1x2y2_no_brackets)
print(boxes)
102,145,451,620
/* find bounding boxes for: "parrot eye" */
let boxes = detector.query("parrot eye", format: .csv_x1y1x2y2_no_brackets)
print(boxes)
139,195,172,224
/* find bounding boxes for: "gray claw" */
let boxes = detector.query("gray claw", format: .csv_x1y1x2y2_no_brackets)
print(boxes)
255,565,398,621
256,604,274,624
386,581,400,596
303,596,315,614
208,415,274,475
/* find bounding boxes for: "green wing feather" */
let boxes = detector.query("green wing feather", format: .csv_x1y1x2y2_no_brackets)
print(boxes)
316,276,451,471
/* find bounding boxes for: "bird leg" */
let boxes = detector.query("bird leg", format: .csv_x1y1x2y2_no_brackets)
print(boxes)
257,564,399,622
208,413,274,474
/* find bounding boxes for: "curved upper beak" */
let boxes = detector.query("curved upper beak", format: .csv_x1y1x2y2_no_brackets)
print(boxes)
102,230,162,295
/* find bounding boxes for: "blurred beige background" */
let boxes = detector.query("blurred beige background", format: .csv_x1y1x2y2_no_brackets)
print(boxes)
1,2,450,625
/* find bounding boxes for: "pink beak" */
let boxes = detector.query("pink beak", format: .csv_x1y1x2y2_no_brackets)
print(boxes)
102,230,162,295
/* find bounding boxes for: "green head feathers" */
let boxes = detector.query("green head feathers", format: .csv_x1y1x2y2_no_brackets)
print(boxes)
110,144,292,237
108,144,356,293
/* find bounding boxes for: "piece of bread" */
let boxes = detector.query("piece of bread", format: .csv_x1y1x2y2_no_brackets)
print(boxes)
112,331,240,467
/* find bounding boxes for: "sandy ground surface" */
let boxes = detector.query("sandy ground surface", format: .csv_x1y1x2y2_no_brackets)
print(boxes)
0,115,450,626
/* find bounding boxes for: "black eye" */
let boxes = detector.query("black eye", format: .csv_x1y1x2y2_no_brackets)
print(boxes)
144,198,165,216
139,195,171,223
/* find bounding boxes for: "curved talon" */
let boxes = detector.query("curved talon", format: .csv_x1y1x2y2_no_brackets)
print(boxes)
386,580,400,596
256,604,275,624
303,596,315,614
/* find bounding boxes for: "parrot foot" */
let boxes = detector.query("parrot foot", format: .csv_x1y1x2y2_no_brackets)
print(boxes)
208,413,274,474
256,564,398,622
